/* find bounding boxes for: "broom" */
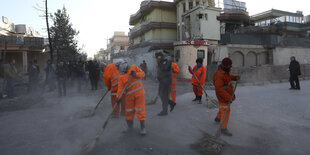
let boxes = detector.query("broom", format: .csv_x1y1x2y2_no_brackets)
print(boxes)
81,76,132,153
82,89,110,118
189,65,218,108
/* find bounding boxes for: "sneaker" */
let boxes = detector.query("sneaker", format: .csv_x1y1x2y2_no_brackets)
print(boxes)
140,128,147,136
221,129,233,137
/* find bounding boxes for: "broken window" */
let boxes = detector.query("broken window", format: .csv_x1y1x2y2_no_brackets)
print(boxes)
197,50,205,59
195,1,199,6
120,46,125,50
183,3,186,13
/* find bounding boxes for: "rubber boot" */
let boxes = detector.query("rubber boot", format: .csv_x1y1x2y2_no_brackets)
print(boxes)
192,95,198,101
221,129,233,137
140,121,147,136
123,120,133,133
197,96,202,104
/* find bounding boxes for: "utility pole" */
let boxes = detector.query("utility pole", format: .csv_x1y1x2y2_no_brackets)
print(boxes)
45,0,54,63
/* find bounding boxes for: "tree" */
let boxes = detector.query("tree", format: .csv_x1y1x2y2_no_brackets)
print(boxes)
50,7,79,62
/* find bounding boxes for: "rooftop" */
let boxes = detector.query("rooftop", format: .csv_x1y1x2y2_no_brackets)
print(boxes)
251,9,303,21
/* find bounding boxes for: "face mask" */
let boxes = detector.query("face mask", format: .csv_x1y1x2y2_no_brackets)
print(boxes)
119,62,128,73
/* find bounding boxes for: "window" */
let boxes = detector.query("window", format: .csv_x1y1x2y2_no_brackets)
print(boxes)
197,50,205,59
205,14,208,20
195,1,199,6
189,2,193,10
197,14,203,20
120,46,125,50
175,50,180,62
183,3,186,13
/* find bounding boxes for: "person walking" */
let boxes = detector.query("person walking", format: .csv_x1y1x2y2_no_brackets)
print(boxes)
289,56,301,90
188,58,206,104
168,61,180,112
213,57,240,136
44,59,56,92
75,61,85,92
116,60,147,135
56,61,67,97
27,60,40,92
155,51,172,116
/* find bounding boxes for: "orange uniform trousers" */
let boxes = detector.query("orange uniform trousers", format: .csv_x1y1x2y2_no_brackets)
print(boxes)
125,94,146,121
111,93,126,115
216,101,231,129
169,80,177,103
193,85,203,96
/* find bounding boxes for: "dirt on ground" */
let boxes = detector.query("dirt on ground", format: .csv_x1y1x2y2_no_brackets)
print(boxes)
0,79,310,155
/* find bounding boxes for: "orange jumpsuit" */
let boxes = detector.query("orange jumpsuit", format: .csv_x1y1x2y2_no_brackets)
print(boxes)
213,69,237,129
169,62,180,103
189,65,206,96
117,65,146,121
102,64,125,115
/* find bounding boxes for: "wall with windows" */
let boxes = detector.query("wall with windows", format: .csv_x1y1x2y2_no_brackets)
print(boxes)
254,15,303,27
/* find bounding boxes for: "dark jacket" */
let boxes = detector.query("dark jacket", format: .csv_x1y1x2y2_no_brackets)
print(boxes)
56,66,67,80
157,57,172,83
289,60,301,76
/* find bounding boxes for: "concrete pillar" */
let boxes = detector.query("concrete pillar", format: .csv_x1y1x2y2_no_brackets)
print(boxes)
185,0,189,10
22,51,27,73
200,0,203,5
193,0,196,7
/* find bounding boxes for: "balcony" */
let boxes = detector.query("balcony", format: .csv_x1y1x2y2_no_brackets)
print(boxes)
0,36,44,48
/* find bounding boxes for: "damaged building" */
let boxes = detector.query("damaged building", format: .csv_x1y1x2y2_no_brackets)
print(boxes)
112,0,310,82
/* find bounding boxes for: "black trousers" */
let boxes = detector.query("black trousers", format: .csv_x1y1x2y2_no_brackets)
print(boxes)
90,76,98,90
158,80,171,113
290,75,300,89
58,79,66,96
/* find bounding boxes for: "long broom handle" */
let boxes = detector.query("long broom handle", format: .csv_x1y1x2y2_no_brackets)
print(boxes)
189,66,208,97
94,89,110,110
96,76,133,138
217,81,238,135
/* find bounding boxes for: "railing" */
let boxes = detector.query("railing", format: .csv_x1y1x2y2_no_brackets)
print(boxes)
0,36,44,47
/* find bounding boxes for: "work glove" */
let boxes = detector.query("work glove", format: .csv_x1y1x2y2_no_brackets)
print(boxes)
116,98,121,103
131,70,136,77
235,76,240,81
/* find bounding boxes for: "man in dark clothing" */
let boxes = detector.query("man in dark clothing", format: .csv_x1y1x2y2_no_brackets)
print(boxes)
56,61,67,97
289,56,301,90
44,60,56,92
27,60,40,92
88,60,100,90
140,60,148,80
75,61,85,92
155,51,172,116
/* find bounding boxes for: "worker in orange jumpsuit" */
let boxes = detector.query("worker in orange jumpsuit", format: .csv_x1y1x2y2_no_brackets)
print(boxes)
168,61,180,112
116,60,147,135
188,58,206,104
102,60,126,118
213,57,240,136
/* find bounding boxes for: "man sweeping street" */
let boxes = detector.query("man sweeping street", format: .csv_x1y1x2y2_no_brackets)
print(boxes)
116,60,147,135
213,57,240,136
168,60,180,112
155,51,173,116
102,60,126,118
188,58,206,104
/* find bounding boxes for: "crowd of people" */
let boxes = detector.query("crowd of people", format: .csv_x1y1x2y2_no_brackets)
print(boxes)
0,59,105,98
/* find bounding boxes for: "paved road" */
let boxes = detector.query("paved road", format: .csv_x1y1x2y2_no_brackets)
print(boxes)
0,80,309,155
